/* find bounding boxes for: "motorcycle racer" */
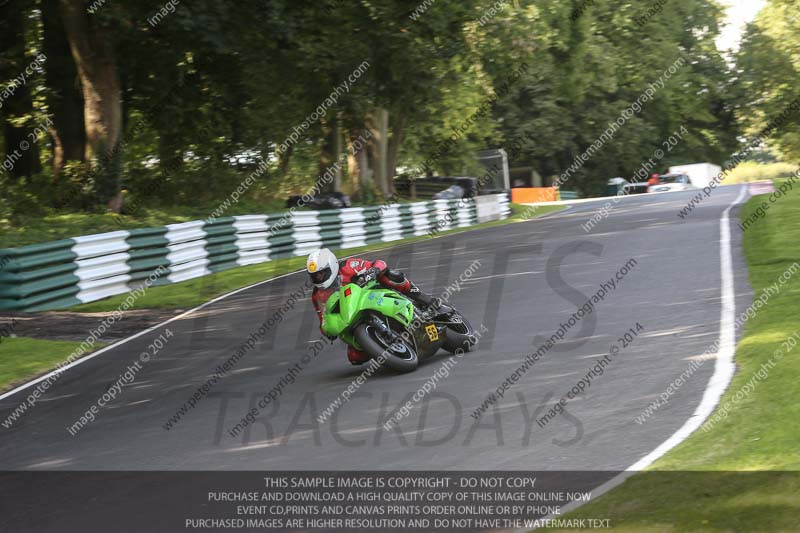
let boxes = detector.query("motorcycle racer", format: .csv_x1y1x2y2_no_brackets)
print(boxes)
307,248,438,365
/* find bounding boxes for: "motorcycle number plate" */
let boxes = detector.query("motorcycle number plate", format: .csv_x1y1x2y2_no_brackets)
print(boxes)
425,324,439,341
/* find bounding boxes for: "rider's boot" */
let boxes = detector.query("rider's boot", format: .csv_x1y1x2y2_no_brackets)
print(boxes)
382,269,444,311
347,346,370,365
407,283,442,310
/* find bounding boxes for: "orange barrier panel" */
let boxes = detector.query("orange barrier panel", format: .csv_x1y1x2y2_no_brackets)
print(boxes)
510,187,558,203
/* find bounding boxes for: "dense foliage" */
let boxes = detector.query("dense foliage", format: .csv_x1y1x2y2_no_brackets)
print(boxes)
735,0,800,162
0,0,788,215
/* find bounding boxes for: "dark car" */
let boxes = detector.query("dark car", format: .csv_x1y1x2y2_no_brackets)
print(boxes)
286,192,352,210
432,185,466,200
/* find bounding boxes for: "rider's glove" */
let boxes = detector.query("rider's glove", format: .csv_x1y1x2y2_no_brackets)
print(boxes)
360,266,382,284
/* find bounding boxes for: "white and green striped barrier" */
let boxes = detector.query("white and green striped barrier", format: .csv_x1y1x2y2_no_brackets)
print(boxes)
559,190,580,200
0,194,509,312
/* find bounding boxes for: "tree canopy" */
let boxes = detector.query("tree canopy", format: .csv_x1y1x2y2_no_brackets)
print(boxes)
0,0,786,215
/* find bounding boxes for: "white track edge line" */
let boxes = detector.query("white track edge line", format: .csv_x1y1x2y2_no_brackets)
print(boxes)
0,269,307,403
520,183,749,532
0,210,521,404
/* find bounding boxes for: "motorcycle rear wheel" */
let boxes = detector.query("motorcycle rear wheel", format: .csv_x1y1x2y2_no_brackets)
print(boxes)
437,309,477,353
353,322,419,373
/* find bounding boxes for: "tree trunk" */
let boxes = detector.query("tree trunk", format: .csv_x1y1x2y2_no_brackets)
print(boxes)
332,115,342,192
278,143,293,177
0,2,42,179
318,118,337,193
386,114,406,195
59,0,123,210
346,141,360,196
157,126,184,175
348,127,372,201
369,108,390,197
42,0,85,179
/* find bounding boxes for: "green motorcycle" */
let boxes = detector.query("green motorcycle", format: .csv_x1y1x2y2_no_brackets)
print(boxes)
321,279,477,372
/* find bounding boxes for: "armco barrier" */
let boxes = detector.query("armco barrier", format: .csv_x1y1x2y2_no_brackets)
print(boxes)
559,190,579,200
476,194,510,223
0,194,509,312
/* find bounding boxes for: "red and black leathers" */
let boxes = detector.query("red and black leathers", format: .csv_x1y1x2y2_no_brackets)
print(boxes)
311,257,420,365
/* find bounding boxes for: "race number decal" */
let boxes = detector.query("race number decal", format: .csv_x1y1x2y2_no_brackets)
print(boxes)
425,325,439,341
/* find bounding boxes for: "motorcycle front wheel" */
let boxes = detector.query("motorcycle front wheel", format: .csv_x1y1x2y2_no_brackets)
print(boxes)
353,321,419,373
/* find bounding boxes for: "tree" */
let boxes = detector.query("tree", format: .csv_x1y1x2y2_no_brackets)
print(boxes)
0,0,755,217
59,0,123,207
488,0,739,194
735,0,800,161
42,0,85,178
0,0,42,179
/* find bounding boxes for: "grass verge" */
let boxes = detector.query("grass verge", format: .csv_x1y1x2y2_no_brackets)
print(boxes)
0,337,104,393
69,203,564,312
539,179,800,531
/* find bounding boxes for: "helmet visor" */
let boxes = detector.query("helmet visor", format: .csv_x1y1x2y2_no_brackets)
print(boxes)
310,267,332,285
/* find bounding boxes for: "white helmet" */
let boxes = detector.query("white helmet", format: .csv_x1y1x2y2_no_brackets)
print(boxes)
307,248,339,289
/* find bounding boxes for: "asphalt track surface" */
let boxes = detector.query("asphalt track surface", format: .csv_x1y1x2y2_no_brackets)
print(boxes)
0,184,753,471
0,185,753,530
